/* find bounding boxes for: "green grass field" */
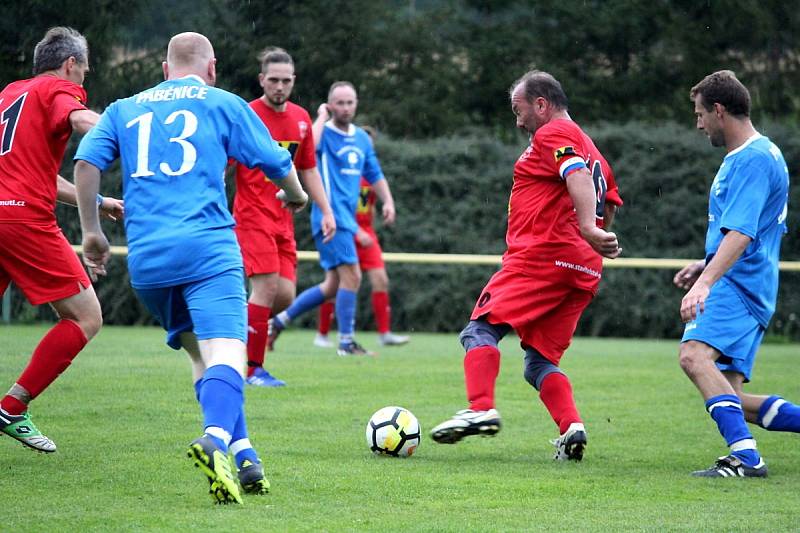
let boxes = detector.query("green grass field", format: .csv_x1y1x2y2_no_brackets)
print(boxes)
1,325,798,532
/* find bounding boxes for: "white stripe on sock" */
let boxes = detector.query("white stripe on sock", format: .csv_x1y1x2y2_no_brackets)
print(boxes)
229,438,253,456
761,399,786,428
730,438,757,452
205,426,232,447
707,400,742,414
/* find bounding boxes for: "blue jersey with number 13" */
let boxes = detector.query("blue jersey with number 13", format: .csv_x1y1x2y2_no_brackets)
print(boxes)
75,75,292,289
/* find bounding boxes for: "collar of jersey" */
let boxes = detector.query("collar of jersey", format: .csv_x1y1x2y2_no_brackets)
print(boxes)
175,74,207,85
725,132,762,159
325,120,355,136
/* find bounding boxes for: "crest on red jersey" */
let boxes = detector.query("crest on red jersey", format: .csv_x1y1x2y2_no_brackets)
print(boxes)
553,146,576,161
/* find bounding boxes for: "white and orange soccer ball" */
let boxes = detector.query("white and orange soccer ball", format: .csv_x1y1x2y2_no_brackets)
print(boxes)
365,406,421,457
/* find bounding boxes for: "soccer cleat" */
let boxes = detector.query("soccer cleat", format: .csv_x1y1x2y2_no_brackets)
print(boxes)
313,333,334,348
266,319,282,351
237,459,270,495
246,367,286,387
691,454,768,478
0,409,56,453
337,341,375,357
378,332,410,346
187,435,243,505
430,409,501,444
551,422,587,461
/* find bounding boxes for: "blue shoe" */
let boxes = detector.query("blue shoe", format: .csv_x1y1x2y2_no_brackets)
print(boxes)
246,367,286,387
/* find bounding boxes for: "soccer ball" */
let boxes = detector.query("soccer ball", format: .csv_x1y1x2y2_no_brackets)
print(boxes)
365,406,421,457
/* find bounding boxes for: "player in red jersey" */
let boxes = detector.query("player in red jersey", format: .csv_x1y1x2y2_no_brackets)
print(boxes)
315,129,409,348
0,27,123,453
431,70,622,461
233,47,335,387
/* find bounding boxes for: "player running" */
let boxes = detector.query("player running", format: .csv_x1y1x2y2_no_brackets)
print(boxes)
430,70,622,461
0,27,123,453
73,32,307,504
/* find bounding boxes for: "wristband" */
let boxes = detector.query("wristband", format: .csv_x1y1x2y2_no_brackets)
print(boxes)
96,194,104,207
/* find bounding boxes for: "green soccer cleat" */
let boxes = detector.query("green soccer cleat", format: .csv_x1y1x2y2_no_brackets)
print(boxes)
238,460,270,495
187,435,243,505
0,409,56,453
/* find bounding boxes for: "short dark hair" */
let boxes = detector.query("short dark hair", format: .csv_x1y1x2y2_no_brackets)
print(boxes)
690,70,751,117
258,46,293,71
510,70,568,110
33,27,88,75
328,80,356,100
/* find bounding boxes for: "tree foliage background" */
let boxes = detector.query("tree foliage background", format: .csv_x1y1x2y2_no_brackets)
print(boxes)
3,0,800,338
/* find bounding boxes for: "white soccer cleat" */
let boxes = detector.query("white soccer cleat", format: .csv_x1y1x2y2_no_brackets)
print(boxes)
430,409,501,444
313,334,334,348
378,332,410,346
551,422,587,461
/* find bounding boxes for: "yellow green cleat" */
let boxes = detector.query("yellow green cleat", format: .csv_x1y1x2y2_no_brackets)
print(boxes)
237,459,270,495
187,435,243,505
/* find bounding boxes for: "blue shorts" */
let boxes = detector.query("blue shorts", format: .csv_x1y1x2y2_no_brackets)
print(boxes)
314,229,357,271
135,268,247,350
681,278,765,381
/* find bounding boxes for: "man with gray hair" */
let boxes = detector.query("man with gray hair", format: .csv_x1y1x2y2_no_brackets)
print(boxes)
0,27,123,454
74,32,307,504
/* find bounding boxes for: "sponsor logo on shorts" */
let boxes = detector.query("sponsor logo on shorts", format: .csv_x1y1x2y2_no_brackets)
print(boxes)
684,322,697,331
477,292,491,308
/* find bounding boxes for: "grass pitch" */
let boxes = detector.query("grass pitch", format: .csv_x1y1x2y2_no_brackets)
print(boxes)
1,325,798,531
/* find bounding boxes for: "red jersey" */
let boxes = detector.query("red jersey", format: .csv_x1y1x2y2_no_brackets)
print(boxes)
0,75,87,223
355,177,376,229
233,99,315,236
503,118,622,292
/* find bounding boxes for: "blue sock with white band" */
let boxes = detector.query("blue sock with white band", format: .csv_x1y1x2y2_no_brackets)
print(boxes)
706,394,760,467
199,364,244,452
757,395,800,432
230,405,260,468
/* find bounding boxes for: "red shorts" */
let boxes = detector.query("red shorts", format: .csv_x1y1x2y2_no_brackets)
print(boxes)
470,267,593,365
0,222,90,305
235,226,297,281
355,227,384,271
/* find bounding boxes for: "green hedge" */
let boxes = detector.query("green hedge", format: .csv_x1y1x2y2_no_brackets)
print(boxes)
9,121,800,339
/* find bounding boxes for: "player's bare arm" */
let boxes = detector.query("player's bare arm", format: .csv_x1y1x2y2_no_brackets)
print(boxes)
680,230,751,323
566,168,620,259
673,260,705,291
311,104,330,146
69,108,101,135
56,174,124,221
273,164,309,212
299,166,336,242
370,179,396,226
356,227,374,247
74,159,111,280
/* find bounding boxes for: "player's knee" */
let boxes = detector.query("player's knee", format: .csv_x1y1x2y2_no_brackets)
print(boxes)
459,320,503,352
523,348,562,390
678,341,705,376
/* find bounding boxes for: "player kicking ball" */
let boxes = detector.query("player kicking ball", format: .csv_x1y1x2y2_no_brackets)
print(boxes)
431,70,622,461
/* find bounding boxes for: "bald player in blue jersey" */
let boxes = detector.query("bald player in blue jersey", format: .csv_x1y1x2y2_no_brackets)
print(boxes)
270,81,397,356
73,32,308,505
675,70,800,478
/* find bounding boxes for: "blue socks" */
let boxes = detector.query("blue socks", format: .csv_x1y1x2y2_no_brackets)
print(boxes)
195,376,260,468
277,285,326,326
757,395,800,433
706,394,760,467
336,288,357,344
199,364,244,453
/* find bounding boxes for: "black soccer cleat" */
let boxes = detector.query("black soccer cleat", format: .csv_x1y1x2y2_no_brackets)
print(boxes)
691,454,768,478
552,423,587,461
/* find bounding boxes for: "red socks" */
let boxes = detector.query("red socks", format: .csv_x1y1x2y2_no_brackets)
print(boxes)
464,346,500,411
318,301,335,335
1,319,87,415
539,372,582,434
372,291,390,334
246,303,271,376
